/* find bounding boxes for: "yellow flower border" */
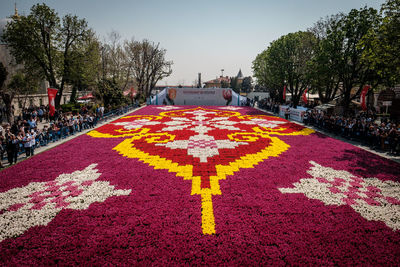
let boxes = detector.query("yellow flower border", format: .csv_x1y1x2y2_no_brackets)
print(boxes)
88,107,315,235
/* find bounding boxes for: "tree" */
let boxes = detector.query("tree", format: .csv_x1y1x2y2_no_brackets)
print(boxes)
56,14,90,106
230,76,239,93
308,15,343,103
360,0,400,86
2,3,90,107
0,62,13,123
101,31,128,88
253,31,316,107
96,79,126,108
221,80,230,88
124,39,172,100
9,71,40,108
67,30,101,102
0,62,39,123
241,76,253,93
329,7,380,112
253,49,285,101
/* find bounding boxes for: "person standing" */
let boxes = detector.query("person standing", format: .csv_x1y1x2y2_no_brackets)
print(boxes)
285,107,290,120
23,131,33,157
29,129,36,156
6,133,19,165
38,107,44,122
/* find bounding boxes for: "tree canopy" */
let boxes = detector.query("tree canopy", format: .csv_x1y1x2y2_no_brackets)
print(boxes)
252,3,394,113
3,3,92,107
253,31,316,107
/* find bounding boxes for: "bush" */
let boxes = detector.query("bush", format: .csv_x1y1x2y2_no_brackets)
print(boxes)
60,103,75,112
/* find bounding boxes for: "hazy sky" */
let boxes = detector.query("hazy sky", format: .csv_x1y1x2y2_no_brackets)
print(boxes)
0,0,386,85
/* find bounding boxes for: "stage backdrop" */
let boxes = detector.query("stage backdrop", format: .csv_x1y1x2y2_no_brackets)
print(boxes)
151,87,246,106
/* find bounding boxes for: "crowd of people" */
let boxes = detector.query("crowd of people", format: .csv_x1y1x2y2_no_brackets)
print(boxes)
303,110,400,155
0,103,136,168
258,98,400,155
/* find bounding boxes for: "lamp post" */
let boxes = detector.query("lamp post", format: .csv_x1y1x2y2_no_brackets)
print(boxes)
283,80,287,104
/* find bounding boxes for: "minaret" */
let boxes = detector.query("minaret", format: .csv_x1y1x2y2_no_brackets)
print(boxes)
12,3,20,19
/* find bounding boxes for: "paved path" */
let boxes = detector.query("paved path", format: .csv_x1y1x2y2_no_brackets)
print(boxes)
257,107,400,164
1,106,145,169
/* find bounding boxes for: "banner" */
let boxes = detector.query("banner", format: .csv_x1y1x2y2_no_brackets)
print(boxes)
302,88,308,104
283,85,286,101
47,88,58,117
360,85,370,111
279,105,307,122
167,88,231,106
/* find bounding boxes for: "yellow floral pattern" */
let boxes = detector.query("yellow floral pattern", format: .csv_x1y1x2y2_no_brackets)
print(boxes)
88,107,314,234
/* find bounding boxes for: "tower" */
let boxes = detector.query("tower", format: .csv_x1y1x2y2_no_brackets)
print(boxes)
12,3,19,19
198,73,202,88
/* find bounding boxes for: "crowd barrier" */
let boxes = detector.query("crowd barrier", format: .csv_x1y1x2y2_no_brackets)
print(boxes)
1,104,138,166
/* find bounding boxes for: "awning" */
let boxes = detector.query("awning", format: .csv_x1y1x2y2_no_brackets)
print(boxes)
78,93,94,100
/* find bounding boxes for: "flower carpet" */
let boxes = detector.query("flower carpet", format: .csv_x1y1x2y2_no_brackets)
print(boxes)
0,105,399,265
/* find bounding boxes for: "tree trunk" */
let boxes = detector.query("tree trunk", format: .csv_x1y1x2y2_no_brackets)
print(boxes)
5,101,14,124
1,94,14,124
70,84,78,103
342,87,352,116
55,79,65,108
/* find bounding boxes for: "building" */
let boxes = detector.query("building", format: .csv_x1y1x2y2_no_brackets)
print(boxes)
203,69,245,88
204,76,231,88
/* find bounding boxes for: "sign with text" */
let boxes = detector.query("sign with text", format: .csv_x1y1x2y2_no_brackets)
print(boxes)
167,88,232,106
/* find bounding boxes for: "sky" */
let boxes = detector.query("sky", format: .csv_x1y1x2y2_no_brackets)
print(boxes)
0,0,386,86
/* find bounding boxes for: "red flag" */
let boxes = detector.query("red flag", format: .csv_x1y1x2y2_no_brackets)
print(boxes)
302,88,308,104
47,88,58,116
360,85,370,111
283,85,286,101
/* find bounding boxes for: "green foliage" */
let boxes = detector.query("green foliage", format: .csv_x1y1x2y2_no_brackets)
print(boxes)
8,71,40,95
253,5,387,111
253,31,316,107
241,76,253,93
360,0,400,86
2,4,60,86
221,80,230,88
230,77,239,93
60,102,82,112
332,7,380,110
308,14,343,103
67,30,101,102
2,3,91,107
96,79,127,108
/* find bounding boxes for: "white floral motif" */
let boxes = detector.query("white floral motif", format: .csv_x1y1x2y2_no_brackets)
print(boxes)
0,164,131,242
241,118,286,129
159,134,246,162
161,110,241,133
114,119,160,130
155,109,250,162
279,161,400,231
219,106,242,110
156,106,180,110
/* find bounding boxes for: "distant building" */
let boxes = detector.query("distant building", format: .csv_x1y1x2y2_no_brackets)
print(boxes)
236,69,244,84
204,76,230,88
204,69,244,88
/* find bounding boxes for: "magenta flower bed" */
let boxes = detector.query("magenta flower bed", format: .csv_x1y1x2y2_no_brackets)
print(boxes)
0,105,399,265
